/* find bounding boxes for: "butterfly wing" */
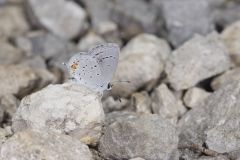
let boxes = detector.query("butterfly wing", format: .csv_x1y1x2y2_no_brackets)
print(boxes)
88,43,120,89
67,53,104,90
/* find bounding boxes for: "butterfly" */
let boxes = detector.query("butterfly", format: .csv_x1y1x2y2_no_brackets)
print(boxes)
66,43,120,93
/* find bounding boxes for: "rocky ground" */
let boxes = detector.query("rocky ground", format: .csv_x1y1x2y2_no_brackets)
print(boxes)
0,0,240,160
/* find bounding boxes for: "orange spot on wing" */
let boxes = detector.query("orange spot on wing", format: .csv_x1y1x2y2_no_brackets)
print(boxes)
71,63,78,70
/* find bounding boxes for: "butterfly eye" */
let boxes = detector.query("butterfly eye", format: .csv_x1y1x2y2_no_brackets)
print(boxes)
107,83,112,90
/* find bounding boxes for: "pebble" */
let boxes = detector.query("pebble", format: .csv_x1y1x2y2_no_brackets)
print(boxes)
151,84,185,125
221,20,240,65
26,0,88,40
99,114,178,160
0,6,29,38
183,87,211,108
12,82,104,146
111,33,171,97
0,129,93,160
165,32,232,90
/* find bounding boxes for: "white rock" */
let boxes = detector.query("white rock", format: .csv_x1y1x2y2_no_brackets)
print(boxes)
0,130,93,160
111,33,171,97
0,40,24,65
0,65,38,97
77,32,105,51
102,96,128,113
131,91,152,114
26,0,88,39
211,67,240,90
0,94,19,119
221,21,240,65
12,82,104,146
0,6,29,38
165,32,232,90
151,84,184,125
183,87,211,108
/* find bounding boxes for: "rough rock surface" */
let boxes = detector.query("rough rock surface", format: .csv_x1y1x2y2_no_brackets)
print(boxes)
110,0,158,38
0,130,93,160
12,82,104,146
179,81,240,153
14,31,69,59
151,84,184,124
102,96,128,113
26,0,88,39
99,114,178,160
0,40,24,65
111,33,171,97
0,65,38,97
183,87,211,108
80,0,113,31
130,91,152,114
0,6,29,38
221,21,240,65
165,32,232,90
156,0,214,47
78,31,106,51
0,94,19,120
211,67,240,90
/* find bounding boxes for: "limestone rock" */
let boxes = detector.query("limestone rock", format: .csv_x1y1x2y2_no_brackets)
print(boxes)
99,114,178,160
183,87,211,108
12,82,104,146
111,34,171,97
151,84,184,124
165,32,232,90
0,6,29,38
26,0,88,39
0,130,93,160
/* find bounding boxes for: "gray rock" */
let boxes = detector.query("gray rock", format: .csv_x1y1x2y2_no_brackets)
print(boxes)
77,31,106,52
151,84,185,125
213,1,240,28
205,113,240,153
211,67,240,90
0,40,24,65
111,33,171,97
165,32,232,90
0,65,38,97
129,158,145,160
102,96,128,113
95,21,122,46
48,43,78,81
156,0,214,47
14,31,70,59
0,0,23,5
0,94,19,119
26,0,88,40
195,156,229,160
0,6,29,38
99,114,178,160
0,103,4,123
0,127,13,147
130,91,152,114
183,87,211,108
20,56,57,89
221,21,240,65
179,81,240,153
12,82,105,146
105,111,137,126
110,0,158,38
0,130,93,160
80,0,113,31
